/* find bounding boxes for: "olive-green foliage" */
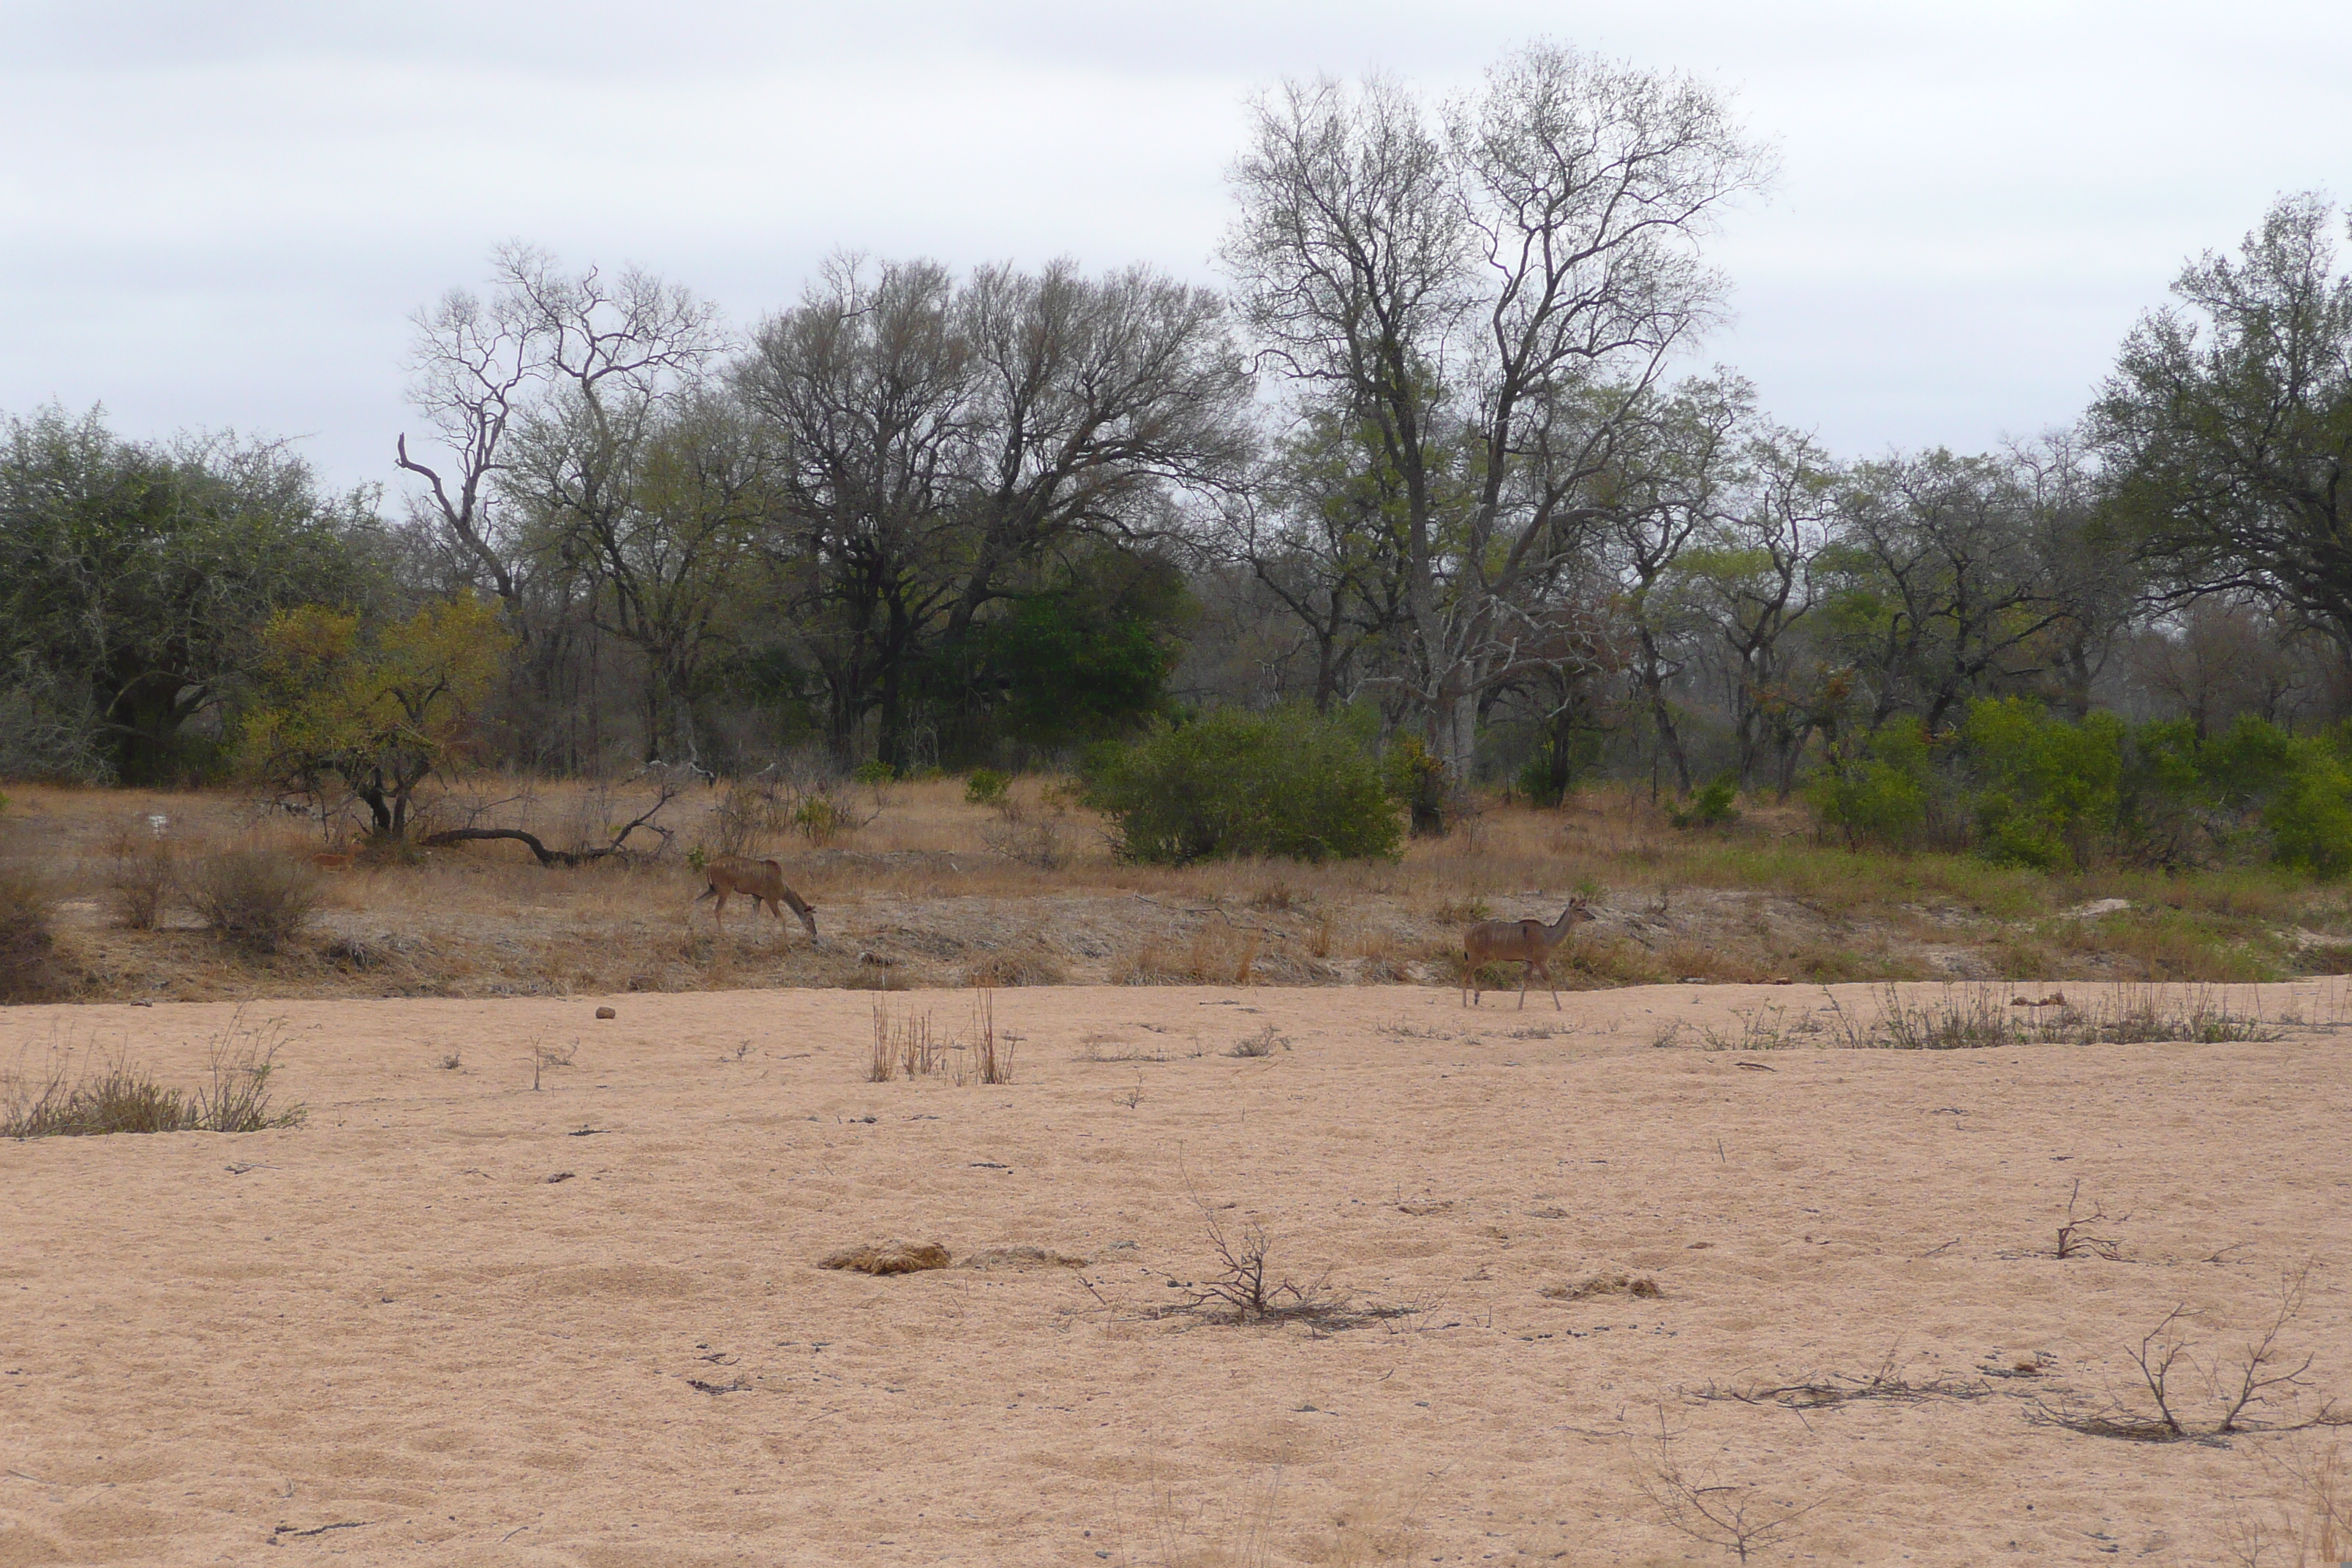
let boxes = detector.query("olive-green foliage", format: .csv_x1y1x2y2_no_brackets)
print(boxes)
1809,723,1937,848
1964,699,2125,870
1080,708,1403,864
0,405,382,783
1668,776,1741,830
851,760,895,785
238,597,512,841
1812,698,2352,876
964,768,1011,806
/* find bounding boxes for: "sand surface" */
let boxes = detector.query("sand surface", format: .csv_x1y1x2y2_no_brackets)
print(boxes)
3,980,2350,1567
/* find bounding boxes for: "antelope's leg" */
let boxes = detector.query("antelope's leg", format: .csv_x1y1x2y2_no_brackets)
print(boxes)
712,886,728,936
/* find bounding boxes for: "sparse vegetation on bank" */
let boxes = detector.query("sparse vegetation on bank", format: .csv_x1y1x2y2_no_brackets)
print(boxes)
0,774,2348,1005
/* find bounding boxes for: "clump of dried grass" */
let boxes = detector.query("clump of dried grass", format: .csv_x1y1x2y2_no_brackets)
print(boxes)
1541,1273,1662,1301
0,858,61,1001
1,1020,306,1139
816,1240,951,1275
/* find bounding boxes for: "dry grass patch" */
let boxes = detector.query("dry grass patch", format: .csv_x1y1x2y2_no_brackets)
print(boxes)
815,1240,952,1275
1,1019,305,1138
1541,1273,1662,1302
0,858,61,1001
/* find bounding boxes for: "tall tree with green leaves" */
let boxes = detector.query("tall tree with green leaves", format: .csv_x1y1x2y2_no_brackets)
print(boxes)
0,406,378,782
2094,193,2352,652
238,597,513,840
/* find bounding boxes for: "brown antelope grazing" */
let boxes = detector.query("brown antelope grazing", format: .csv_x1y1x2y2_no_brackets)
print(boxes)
1461,899,1594,1009
694,856,819,943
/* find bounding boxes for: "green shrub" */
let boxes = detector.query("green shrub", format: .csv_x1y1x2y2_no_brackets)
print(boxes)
1080,708,1403,864
1668,776,1741,829
1809,723,1936,849
964,768,1011,807
189,850,321,955
851,760,895,785
1384,734,1449,837
2264,741,2352,876
1516,753,1566,809
1963,699,2124,870
1805,703,2352,878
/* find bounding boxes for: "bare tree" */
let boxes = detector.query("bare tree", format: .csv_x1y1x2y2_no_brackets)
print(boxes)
1224,42,1771,800
399,244,723,612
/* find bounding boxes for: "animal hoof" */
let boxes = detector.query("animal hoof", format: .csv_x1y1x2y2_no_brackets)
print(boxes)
595,1006,617,1020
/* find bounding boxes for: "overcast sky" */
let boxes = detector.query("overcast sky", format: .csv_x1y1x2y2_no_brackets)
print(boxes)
5,1,2347,494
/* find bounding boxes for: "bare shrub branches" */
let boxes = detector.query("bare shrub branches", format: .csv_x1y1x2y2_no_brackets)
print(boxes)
1633,1407,1823,1564
1692,1343,1991,1411
2030,1264,2349,1442
2055,1180,2130,1261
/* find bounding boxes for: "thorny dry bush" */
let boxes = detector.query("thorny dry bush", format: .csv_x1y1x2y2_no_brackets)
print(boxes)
186,848,322,955
723,752,886,850
102,818,176,930
979,780,1073,870
1633,1406,1824,1565
2029,1264,2352,1443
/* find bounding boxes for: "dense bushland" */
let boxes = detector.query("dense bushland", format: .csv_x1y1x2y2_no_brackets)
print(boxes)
1812,699,2352,875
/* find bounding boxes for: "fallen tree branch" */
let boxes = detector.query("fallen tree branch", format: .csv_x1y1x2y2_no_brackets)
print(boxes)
423,784,676,867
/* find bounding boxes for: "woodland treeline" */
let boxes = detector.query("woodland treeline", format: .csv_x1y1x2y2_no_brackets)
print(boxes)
4,41,2350,832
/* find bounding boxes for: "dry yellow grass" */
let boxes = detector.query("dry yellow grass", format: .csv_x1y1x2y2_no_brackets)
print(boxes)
5,772,2351,1003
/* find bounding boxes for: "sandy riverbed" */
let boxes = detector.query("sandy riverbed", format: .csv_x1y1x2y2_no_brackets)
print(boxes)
3,980,2349,1566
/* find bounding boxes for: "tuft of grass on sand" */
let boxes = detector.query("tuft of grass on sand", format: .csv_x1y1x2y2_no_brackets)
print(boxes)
2,1018,306,1139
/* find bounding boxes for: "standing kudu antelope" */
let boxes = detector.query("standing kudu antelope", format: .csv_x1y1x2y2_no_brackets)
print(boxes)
694,856,819,943
1461,899,1594,1009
